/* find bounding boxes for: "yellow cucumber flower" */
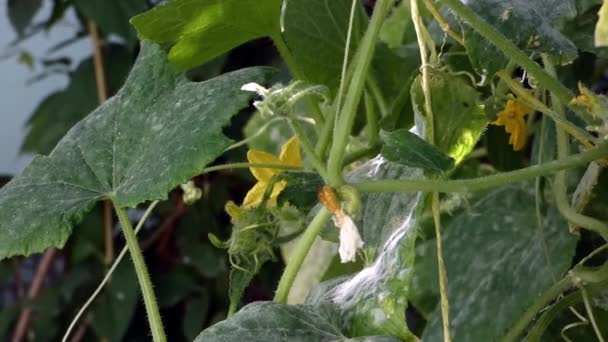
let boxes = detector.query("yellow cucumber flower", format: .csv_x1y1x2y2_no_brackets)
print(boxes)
242,136,302,208
491,96,532,151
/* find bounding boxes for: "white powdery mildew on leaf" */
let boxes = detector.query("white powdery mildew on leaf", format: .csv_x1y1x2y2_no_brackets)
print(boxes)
458,0,577,76
195,301,403,341
421,186,578,341
0,42,273,259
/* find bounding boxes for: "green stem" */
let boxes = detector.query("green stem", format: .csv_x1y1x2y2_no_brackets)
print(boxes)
496,71,597,148
411,1,450,340
334,0,360,119
326,0,396,186
364,91,380,145
526,291,581,341
225,117,315,152
353,143,608,193
502,276,572,342
542,56,608,240
343,143,382,166
524,277,608,341
272,34,326,128
438,0,574,104
62,201,159,342
315,109,335,158
366,76,389,118
432,192,452,342
201,162,303,174
580,284,605,342
504,253,608,341
114,205,166,342
421,0,464,46
288,118,330,181
274,208,332,303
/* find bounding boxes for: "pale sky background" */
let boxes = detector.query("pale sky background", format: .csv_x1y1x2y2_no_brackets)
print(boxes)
0,0,90,175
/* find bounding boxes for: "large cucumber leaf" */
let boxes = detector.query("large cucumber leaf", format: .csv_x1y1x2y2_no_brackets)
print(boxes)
194,301,401,342
454,0,578,76
416,186,577,341
0,42,273,259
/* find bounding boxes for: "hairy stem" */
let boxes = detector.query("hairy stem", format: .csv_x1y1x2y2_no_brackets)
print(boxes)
335,0,360,119
504,250,608,341
201,162,303,174
62,202,159,342
353,143,608,193
502,276,572,342
274,208,332,303
364,91,379,145
343,143,382,166
366,76,389,118
496,71,597,148
422,0,464,46
225,117,314,152
579,284,605,342
114,205,166,342
542,56,608,240
288,118,330,181
411,0,451,339
327,0,396,186
432,192,452,341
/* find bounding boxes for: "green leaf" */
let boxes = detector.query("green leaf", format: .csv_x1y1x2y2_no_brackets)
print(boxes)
277,172,325,212
228,269,253,316
195,301,402,341
131,0,282,69
417,186,577,341
73,0,147,45
411,69,487,164
379,0,416,48
380,129,455,173
0,42,274,259
456,0,578,76
282,0,367,96
7,0,42,37
92,261,139,342
22,44,133,155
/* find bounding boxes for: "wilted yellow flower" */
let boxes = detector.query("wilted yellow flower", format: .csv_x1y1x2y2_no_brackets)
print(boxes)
318,185,364,263
242,136,302,208
491,96,532,151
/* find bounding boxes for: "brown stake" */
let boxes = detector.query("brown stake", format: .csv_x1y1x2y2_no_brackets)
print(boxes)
11,248,57,342
87,21,114,267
